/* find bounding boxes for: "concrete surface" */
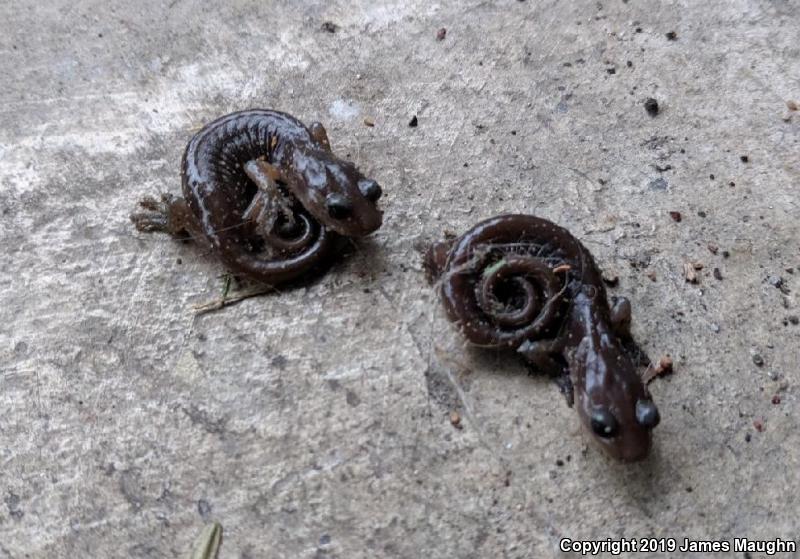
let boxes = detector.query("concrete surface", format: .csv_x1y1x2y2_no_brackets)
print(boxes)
1,0,799,557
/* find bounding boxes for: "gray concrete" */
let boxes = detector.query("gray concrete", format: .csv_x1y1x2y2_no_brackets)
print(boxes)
1,0,799,557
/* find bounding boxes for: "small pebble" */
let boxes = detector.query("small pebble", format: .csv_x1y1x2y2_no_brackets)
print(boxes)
788,315,799,325
740,155,749,163
745,433,751,442
436,27,447,41
787,100,798,111
363,117,375,127
556,459,565,467
669,211,682,222
707,242,719,254
665,31,678,40
767,275,784,289
408,115,418,127
321,21,339,33
449,410,462,429
752,354,764,367
644,97,659,116
654,355,673,376
772,395,781,405
713,268,723,280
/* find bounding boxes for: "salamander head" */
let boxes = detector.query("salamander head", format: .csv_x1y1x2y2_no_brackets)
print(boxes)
289,148,383,237
574,343,660,463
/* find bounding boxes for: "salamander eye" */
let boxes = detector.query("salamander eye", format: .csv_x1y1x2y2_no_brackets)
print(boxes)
636,399,660,429
326,193,353,219
590,409,619,438
359,179,382,202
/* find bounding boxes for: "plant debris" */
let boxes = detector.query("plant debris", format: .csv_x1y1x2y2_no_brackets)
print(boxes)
188,522,222,559
683,262,699,283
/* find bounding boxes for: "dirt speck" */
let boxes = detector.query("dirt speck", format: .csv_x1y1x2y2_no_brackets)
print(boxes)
644,97,659,116
436,28,447,41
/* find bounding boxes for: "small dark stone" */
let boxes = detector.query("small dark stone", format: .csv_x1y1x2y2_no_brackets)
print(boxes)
408,115,418,127
713,268,723,280
665,31,678,40
745,433,751,442
740,155,749,163
635,27,642,33
729,181,736,187
649,177,668,190
752,354,764,367
722,251,730,258
197,499,212,518
436,27,447,41
556,459,565,467
709,174,715,180
626,60,633,67
606,67,616,75
788,315,799,325
644,97,659,116
669,211,682,222
321,21,339,33
767,275,784,289
697,211,706,217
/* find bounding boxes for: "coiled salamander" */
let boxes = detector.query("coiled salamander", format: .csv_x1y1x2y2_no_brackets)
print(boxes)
426,214,660,462
132,109,383,285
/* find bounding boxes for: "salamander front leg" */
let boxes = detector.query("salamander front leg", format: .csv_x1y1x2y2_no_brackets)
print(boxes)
517,338,573,406
610,296,632,339
309,121,332,151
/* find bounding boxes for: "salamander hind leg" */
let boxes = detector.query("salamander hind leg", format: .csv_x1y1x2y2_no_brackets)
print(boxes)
130,193,201,241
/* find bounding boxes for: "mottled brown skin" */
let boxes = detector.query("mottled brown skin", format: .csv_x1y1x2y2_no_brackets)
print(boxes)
426,214,660,462
131,109,383,285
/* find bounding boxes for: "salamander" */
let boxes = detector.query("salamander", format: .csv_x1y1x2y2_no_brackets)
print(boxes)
131,109,383,285
425,214,660,462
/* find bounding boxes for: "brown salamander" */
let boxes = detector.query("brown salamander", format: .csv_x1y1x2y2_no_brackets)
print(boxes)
131,109,383,285
425,214,660,462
